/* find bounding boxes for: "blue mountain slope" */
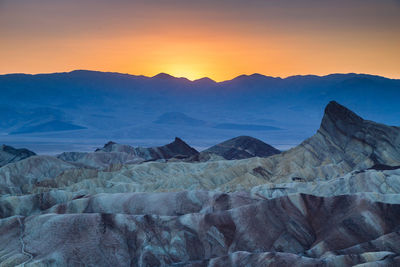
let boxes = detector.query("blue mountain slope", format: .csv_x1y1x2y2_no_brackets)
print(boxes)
1,70,399,152
154,112,206,126
10,120,86,134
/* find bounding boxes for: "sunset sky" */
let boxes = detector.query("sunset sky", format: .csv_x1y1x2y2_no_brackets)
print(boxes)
1,0,399,81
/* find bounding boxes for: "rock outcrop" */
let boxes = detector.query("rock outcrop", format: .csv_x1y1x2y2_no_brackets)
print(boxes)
98,137,199,161
250,100,400,182
0,144,35,167
58,137,199,169
202,136,280,160
2,167,400,219
57,151,142,169
1,194,400,266
0,155,76,195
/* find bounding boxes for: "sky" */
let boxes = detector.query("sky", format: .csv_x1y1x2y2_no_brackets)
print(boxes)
0,0,399,81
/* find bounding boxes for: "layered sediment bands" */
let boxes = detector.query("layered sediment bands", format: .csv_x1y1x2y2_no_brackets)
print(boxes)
0,156,76,194
1,102,398,197
57,151,143,169
0,190,257,218
6,157,273,194
6,157,399,199
1,194,400,266
252,168,400,201
2,168,400,219
57,137,199,169
183,251,400,266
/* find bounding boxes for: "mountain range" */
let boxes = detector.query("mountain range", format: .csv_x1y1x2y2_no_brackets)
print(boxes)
1,70,400,153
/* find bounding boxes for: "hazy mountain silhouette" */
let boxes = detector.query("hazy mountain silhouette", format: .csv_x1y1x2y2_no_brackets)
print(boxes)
10,120,86,134
1,70,399,152
154,112,206,126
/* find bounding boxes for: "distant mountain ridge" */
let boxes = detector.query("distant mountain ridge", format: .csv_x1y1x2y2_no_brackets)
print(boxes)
153,112,206,126
3,69,398,83
10,120,86,134
1,70,400,153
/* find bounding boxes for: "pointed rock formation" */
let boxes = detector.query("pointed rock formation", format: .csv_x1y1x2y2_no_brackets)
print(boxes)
318,101,400,166
256,101,400,182
161,137,199,158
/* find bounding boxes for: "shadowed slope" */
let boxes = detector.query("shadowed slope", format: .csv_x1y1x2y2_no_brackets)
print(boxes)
0,144,36,167
255,101,400,182
203,136,280,160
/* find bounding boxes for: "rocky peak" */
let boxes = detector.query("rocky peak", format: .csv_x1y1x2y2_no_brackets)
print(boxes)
318,101,368,141
315,100,400,167
104,141,116,147
95,141,117,152
173,137,185,144
321,101,363,128
164,137,198,156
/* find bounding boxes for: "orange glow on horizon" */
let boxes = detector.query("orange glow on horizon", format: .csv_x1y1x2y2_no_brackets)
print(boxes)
1,27,399,81
0,1,399,81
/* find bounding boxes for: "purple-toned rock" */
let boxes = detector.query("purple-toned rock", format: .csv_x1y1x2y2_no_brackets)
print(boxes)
1,194,400,266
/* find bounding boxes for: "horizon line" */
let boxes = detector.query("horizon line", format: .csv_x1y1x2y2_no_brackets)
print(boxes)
1,69,399,83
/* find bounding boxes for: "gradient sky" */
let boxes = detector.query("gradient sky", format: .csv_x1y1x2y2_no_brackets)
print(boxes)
1,0,399,81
